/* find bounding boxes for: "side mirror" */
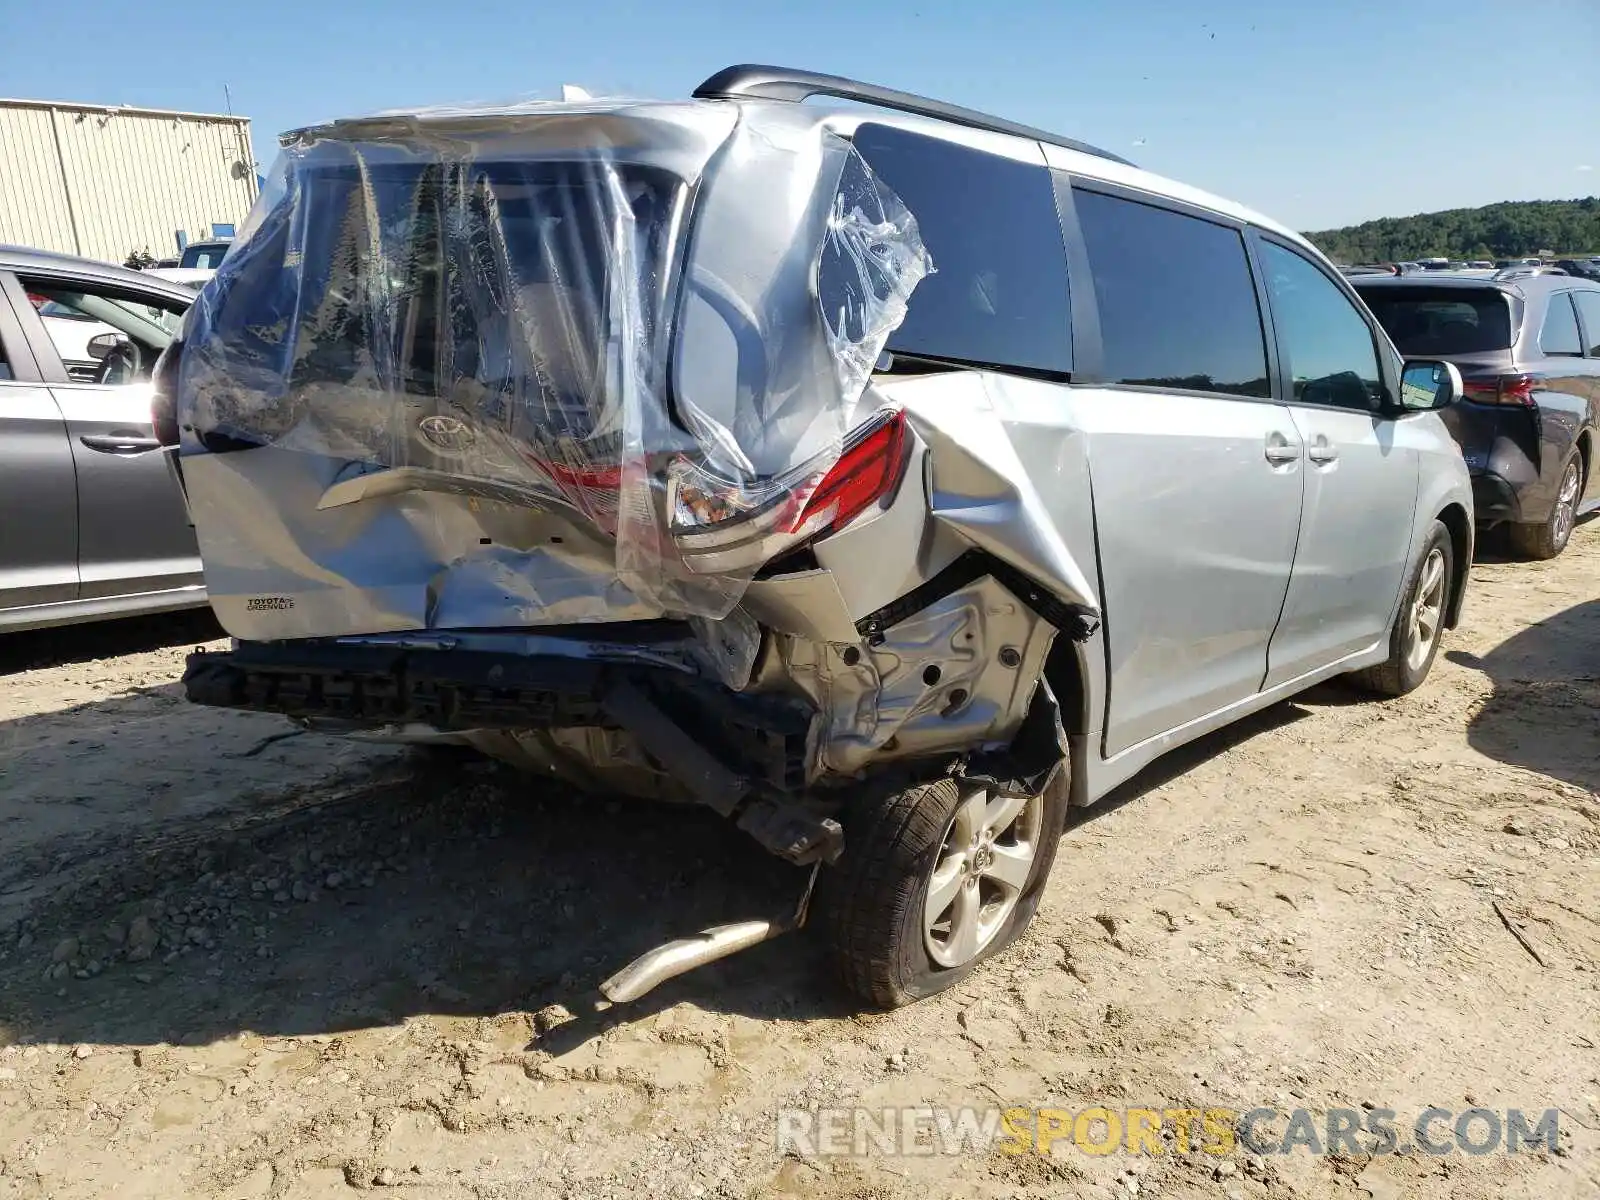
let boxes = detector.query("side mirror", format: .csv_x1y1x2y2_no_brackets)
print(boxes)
1399,360,1463,411
86,332,128,360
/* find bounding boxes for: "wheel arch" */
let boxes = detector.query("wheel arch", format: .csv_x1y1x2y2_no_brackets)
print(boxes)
1435,502,1471,629
1043,636,1091,739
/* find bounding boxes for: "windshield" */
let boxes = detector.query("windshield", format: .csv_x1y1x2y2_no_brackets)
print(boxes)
1357,286,1515,355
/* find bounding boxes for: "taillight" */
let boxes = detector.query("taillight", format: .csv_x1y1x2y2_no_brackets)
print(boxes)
792,408,909,537
527,456,625,535
669,409,910,574
150,340,183,447
1462,372,1538,406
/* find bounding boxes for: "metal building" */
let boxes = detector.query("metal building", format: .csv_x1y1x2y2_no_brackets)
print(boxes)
0,98,258,265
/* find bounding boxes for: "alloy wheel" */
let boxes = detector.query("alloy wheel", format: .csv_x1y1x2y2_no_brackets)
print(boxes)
923,785,1042,968
1553,461,1580,548
1404,547,1447,673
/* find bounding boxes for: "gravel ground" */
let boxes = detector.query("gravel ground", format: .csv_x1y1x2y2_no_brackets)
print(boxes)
0,525,1597,1199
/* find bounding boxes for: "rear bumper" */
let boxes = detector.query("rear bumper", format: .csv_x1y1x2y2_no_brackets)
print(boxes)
1449,401,1559,528
1470,471,1521,526
185,635,856,863
185,635,813,812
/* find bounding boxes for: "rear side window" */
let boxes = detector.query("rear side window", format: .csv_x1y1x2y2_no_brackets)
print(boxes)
1572,292,1600,356
1540,294,1583,357
1356,287,1514,355
851,124,1071,375
1073,189,1269,397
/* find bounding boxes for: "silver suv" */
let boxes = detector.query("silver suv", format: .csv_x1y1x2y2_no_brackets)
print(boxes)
161,66,1473,1008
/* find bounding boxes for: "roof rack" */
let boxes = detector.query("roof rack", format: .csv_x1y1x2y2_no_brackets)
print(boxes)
1493,266,1568,281
692,64,1136,168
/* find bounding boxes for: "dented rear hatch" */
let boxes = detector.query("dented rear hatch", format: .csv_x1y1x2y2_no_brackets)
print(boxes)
172,98,931,638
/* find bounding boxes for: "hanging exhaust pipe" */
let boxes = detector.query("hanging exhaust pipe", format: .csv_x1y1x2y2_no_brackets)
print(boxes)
596,863,820,1005
599,920,786,1004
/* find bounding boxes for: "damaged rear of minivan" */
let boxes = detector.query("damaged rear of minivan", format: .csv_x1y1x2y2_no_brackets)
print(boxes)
160,73,1104,1008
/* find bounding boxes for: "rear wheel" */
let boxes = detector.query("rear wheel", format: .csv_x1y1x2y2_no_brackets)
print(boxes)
818,767,1067,1008
1348,519,1452,697
1509,453,1582,560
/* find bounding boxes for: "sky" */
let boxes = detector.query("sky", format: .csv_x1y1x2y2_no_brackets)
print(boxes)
3,0,1596,232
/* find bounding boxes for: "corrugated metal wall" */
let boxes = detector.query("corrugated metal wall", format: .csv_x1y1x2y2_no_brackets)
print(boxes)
0,100,257,264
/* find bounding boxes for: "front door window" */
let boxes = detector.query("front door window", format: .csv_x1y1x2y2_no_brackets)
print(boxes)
23,282,182,385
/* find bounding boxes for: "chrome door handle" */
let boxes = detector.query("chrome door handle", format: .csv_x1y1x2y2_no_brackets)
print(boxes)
1264,433,1300,465
80,433,162,454
1307,436,1339,465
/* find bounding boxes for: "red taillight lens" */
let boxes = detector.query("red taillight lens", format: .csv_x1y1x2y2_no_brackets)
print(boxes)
792,409,909,538
540,458,622,491
667,409,911,575
1462,372,1538,406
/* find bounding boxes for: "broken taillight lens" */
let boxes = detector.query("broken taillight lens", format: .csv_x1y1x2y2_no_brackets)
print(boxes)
668,408,910,574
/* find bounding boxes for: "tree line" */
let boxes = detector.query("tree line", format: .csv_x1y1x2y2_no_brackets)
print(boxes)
1306,197,1600,263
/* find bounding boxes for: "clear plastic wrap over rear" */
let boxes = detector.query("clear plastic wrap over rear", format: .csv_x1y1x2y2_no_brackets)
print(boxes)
177,99,931,619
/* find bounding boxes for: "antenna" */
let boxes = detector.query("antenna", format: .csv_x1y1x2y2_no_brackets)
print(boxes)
224,84,234,116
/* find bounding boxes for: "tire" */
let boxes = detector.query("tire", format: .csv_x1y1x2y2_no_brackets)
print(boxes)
1508,452,1582,560
817,763,1068,1009
1348,519,1453,697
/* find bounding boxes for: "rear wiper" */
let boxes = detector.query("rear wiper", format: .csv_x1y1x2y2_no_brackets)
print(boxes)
877,350,1070,384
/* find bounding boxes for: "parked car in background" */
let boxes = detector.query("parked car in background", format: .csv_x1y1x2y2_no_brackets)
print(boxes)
1468,260,1495,270
159,64,1474,1008
176,239,232,270
1554,259,1600,281
138,238,236,290
0,246,204,631
1353,273,1600,558
144,239,233,290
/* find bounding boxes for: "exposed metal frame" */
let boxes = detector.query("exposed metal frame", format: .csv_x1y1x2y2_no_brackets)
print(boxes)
692,64,1136,168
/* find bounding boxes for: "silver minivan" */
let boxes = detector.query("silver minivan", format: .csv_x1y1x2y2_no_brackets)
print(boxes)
161,66,1473,1008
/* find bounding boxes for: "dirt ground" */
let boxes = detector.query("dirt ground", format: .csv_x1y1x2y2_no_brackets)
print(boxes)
1,524,1597,1200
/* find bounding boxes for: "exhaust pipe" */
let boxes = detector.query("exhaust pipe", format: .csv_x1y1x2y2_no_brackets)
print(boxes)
599,920,785,1004
596,861,820,1006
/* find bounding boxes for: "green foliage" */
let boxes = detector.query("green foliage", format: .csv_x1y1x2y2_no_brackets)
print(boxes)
1307,198,1600,263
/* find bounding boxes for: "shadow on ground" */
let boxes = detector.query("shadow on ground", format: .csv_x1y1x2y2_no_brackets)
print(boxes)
0,649,1321,1052
1067,700,1309,830
1447,597,1600,795
0,608,223,677
0,748,847,1050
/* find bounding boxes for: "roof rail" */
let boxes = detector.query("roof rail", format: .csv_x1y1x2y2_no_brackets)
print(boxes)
692,64,1136,168
1493,266,1567,281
